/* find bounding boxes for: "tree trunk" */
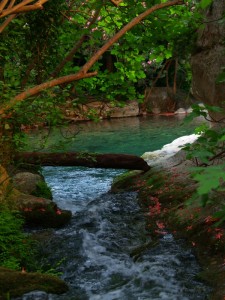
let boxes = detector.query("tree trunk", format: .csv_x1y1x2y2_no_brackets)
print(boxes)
14,152,151,171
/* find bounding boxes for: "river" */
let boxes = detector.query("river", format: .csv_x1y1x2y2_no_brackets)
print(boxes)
29,115,211,299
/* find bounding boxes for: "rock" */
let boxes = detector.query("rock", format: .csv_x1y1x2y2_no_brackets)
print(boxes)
9,171,71,228
174,108,187,114
142,87,175,114
111,170,143,193
142,87,198,115
62,100,140,121
12,172,52,199
0,267,68,299
108,100,139,118
15,290,49,300
191,0,225,121
13,172,43,194
2,187,71,228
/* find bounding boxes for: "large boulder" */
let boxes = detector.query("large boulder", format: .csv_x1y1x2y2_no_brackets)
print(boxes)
12,172,51,198
141,87,194,114
1,169,71,228
142,87,176,114
191,0,225,120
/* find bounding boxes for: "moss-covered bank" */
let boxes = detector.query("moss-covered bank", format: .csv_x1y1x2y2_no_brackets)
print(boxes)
0,166,71,299
111,157,225,300
0,267,68,299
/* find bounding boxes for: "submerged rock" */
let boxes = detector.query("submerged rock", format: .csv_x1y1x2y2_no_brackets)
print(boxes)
15,290,48,300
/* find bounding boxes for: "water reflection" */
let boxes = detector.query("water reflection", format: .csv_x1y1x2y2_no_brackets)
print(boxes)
27,115,205,155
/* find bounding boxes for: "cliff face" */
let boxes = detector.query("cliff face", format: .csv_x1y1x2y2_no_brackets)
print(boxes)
191,0,225,120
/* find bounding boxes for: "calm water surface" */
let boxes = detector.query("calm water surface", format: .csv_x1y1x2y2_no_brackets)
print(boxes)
28,115,204,155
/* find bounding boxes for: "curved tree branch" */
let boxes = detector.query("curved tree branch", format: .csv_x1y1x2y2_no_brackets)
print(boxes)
0,71,97,114
0,0,48,32
0,0,184,114
80,0,184,74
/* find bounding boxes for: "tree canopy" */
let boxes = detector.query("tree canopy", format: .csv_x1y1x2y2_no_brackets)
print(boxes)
0,0,202,119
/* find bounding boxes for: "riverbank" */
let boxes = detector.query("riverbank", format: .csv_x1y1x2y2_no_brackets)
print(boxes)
112,149,225,299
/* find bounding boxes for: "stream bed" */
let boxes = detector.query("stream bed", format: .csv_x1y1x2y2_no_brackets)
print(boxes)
29,116,210,299
40,167,210,300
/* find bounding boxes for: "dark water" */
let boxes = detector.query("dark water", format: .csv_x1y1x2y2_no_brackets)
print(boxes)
31,115,210,299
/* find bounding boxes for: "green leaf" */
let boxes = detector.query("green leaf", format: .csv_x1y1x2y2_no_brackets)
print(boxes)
216,71,225,83
194,165,225,195
199,0,213,9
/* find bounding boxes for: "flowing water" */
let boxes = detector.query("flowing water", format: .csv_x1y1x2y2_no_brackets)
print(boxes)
31,115,210,299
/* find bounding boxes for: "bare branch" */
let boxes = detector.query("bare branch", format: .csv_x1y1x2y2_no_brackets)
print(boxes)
110,0,123,7
0,72,97,114
0,0,34,18
0,14,16,33
0,0,48,18
0,0,48,32
50,4,103,78
0,0,184,113
0,0,9,14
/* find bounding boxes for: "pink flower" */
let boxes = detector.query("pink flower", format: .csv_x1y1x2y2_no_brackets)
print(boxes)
204,216,217,224
56,209,62,215
156,221,165,229
215,232,223,240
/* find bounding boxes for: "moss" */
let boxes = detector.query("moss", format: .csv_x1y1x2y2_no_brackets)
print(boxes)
111,170,146,192
31,181,53,200
0,267,68,299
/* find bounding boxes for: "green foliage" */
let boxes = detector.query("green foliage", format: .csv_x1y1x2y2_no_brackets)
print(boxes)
0,210,35,271
190,165,225,196
199,0,213,9
184,104,225,222
77,151,97,162
0,0,204,132
31,181,53,200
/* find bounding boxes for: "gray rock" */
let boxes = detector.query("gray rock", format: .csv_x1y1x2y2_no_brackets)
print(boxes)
14,290,49,300
13,172,43,195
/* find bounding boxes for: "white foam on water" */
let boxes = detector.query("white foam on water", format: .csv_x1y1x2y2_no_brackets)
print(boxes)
142,134,199,166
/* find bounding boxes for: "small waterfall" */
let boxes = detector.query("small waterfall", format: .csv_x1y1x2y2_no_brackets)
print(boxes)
35,166,211,300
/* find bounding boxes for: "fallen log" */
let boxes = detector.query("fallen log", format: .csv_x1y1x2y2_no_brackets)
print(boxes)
14,152,151,171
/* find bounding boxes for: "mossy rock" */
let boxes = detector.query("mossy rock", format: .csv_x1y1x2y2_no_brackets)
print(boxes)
111,170,144,192
0,267,68,299
22,207,72,228
31,180,53,200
